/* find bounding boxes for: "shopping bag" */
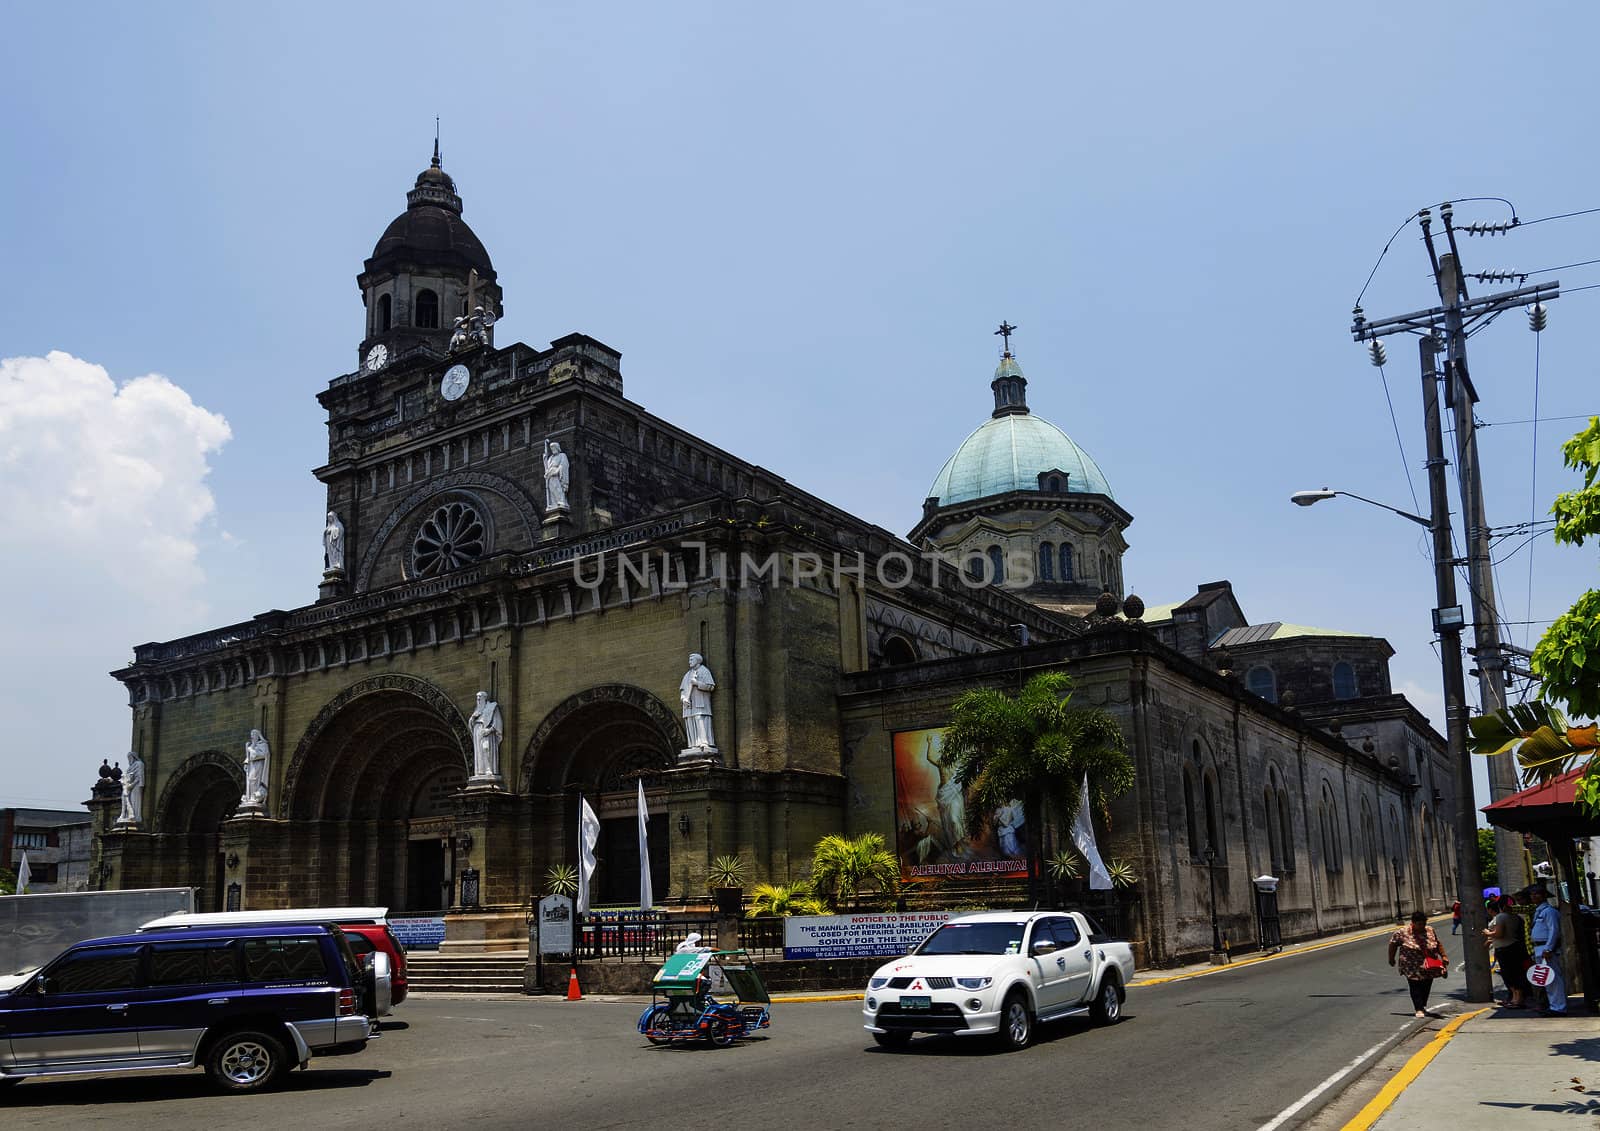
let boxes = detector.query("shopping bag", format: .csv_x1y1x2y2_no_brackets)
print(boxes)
1421,955,1447,978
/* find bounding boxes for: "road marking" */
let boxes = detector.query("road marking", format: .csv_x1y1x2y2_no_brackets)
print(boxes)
1136,919,1433,987
1255,1027,1410,1131
1338,1008,1488,1131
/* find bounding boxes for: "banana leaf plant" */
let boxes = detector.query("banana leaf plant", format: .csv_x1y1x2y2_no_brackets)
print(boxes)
1468,703,1600,813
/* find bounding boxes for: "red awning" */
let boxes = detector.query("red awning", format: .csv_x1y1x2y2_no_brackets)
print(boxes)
1481,765,1600,837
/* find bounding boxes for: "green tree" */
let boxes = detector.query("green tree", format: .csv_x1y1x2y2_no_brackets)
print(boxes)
746,881,829,918
1472,418,1600,812
809,833,900,911
0,870,14,896
943,671,1134,904
1475,828,1498,889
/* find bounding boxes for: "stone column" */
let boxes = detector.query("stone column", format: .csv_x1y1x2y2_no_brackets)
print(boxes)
442,789,526,953
85,780,122,890
220,811,293,910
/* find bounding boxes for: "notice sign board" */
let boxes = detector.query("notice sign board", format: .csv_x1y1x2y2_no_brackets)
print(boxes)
538,895,574,955
390,917,446,951
783,911,960,960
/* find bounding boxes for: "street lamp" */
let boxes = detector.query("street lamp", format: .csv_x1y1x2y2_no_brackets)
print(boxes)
1392,856,1403,922
1205,843,1222,954
1289,488,1432,529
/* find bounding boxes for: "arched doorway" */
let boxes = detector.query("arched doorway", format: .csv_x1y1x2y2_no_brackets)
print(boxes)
285,679,471,912
157,752,242,911
524,687,679,906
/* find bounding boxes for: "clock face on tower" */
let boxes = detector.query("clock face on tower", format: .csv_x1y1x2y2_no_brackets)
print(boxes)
364,343,389,373
440,364,471,401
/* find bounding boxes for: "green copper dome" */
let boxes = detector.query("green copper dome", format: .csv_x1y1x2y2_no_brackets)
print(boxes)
926,412,1115,505
925,349,1113,506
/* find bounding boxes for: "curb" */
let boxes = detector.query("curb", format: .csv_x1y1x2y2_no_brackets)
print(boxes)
770,992,864,1003
1337,1007,1489,1130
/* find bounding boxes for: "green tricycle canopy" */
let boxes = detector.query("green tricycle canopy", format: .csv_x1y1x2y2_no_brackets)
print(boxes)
651,949,770,1004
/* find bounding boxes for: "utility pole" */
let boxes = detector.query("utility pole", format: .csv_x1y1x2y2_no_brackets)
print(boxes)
1420,205,1525,897
1418,334,1491,1002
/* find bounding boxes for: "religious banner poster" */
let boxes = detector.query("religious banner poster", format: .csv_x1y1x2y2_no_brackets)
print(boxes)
892,727,1028,880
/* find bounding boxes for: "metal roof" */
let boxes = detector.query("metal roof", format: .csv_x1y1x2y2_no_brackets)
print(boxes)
926,413,1114,506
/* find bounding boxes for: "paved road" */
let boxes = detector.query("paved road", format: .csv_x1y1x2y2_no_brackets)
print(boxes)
2,930,1457,1130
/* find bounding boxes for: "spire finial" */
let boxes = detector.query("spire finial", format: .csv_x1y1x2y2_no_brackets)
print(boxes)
994,320,1017,357
432,117,441,168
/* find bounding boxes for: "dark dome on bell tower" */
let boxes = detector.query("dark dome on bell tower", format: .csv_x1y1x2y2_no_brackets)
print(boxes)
355,142,503,372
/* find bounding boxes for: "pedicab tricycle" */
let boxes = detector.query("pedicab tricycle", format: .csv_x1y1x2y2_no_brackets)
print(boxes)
636,948,771,1047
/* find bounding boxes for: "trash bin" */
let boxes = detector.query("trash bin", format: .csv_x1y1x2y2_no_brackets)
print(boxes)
1253,875,1281,951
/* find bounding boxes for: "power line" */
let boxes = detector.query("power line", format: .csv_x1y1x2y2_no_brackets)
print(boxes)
1517,206,1600,228
1372,360,1424,515
1478,413,1597,428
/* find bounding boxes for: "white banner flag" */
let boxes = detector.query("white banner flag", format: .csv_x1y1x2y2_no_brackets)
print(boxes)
576,795,600,914
15,851,30,895
1073,773,1113,891
637,779,653,911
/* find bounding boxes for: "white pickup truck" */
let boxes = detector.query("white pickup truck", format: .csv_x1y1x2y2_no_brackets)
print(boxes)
862,910,1136,1051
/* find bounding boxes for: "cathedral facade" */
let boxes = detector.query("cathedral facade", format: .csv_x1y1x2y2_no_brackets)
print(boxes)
97,154,1456,963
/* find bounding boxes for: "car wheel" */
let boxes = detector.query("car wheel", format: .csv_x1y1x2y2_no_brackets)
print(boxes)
872,1031,911,1050
643,1005,675,1046
1090,975,1122,1025
705,1017,735,1047
206,1029,287,1093
994,990,1033,1051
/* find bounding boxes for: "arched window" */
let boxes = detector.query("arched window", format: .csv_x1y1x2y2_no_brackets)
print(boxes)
1361,799,1378,876
1203,767,1222,857
1038,542,1055,581
1388,808,1404,878
1059,544,1074,581
1264,786,1282,871
1278,789,1296,870
1420,811,1434,887
964,555,986,583
882,635,917,666
1247,666,1277,703
415,288,439,329
1320,783,1341,874
1182,765,1201,860
987,545,1005,583
1047,476,1063,492
378,293,392,333
1332,662,1358,699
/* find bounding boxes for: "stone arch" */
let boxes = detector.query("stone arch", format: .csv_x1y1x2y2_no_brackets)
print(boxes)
353,470,541,591
156,750,244,833
282,673,472,820
520,684,683,793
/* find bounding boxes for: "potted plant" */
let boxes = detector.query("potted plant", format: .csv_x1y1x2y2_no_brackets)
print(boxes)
545,863,578,899
708,854,747,915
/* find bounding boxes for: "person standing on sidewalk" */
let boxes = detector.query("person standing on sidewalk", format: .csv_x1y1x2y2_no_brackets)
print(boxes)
1388,911,1449,1018
1451,900,1462,935
1483,894,1529,1009
1523,883,1567,1017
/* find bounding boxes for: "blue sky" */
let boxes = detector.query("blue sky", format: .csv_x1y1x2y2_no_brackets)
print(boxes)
2,2,1595,819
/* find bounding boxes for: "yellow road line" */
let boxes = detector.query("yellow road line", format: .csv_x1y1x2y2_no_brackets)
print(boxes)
770,993,863,1003
1338,1007,1489,1131
1136,922,1403,986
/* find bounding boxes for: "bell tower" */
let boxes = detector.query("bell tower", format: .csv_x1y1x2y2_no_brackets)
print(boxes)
355,141,503,375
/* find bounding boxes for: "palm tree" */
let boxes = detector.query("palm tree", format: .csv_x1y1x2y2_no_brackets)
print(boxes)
809,833,900,911
943,670,1134,905
747,881,830,918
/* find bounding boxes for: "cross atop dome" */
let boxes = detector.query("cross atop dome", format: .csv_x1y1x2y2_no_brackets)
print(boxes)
995,320,1018,355
989,322,1028,416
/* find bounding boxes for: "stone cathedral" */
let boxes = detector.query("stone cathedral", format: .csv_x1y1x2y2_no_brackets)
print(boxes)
98,152,1461,963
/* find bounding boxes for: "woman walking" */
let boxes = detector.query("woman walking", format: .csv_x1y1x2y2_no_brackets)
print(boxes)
1484,894,1529,1009
1388,911,1448,1018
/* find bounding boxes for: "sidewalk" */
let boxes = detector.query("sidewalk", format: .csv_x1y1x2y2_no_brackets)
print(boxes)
1351,1006,1600,1129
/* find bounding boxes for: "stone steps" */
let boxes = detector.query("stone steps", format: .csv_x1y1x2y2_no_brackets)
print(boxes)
405,952,528,994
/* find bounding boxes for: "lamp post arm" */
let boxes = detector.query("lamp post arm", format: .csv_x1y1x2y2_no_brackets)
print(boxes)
1334,491,1432,530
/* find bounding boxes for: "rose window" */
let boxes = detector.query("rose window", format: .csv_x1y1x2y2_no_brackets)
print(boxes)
411,501,486,577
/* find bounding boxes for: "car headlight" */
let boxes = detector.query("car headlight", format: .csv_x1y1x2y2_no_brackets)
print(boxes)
868,977,888,989
866,996,879,1010
955,977,993,990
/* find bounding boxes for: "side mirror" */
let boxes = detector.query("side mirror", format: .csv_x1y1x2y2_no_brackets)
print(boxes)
33,976,54,995
1031,940,1058,957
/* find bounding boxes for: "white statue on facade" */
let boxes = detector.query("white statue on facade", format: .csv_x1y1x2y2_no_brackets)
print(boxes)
680,653,717,752
468,690,504,781
117,752,145,827
323,511,346,573
242,729,271,809
543,440,570,512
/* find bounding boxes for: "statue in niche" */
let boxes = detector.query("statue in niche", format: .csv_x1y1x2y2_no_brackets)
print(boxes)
118,752,144,826
468,691,504,780
242,729,271,809
543,440,571,512
679,653,717,752
323,511,346,573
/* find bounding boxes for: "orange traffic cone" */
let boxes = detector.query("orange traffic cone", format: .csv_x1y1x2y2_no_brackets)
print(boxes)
566,966,583,1001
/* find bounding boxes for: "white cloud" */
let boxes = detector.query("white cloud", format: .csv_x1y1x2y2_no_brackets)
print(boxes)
0,351,230,610
0,351,230,807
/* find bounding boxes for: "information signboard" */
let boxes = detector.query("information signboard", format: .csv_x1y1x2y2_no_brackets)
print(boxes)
390,916,447,950
538,894,574,955
783,911,961,960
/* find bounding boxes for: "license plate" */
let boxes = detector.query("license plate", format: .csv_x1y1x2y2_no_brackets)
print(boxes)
899,995,931,1010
